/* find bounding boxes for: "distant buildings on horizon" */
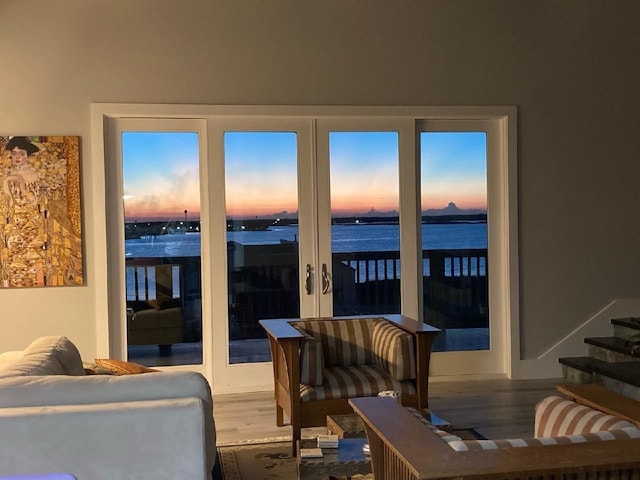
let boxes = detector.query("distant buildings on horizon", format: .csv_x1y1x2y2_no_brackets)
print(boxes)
125,201,486,224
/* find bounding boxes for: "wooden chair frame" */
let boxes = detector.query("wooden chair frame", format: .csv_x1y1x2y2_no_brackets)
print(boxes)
259,314,440,455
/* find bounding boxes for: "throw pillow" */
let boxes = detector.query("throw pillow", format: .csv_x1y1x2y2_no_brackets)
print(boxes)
93,358,159,375
371,319,416,381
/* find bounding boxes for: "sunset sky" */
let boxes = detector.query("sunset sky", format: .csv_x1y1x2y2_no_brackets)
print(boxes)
122,130,486,221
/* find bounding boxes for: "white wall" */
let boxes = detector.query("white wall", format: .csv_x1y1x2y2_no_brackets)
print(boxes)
1,0,639,369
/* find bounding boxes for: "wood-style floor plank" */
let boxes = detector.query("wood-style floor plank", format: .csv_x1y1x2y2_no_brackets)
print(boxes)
212,377,563,445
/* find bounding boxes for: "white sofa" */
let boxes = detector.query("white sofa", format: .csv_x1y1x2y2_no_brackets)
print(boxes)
0,336,216,479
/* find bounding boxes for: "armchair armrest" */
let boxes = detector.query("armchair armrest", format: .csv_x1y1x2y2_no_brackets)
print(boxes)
372,319,417,381
258,318,307,431
382,314,441,335
375,315,440,410
259,318,306,342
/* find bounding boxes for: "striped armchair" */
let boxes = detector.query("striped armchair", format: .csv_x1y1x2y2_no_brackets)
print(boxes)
259,315,440,455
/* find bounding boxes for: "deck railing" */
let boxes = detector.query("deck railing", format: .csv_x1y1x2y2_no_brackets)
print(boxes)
333,248,486,282
332,249,488,328
126,247,488,341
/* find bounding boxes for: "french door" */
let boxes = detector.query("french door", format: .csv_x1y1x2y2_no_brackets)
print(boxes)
101,106,515,393
105,118,210,378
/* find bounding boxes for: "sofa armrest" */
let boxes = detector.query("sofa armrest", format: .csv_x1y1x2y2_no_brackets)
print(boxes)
0,397,214,479
0,371,212,409
351,396,640,480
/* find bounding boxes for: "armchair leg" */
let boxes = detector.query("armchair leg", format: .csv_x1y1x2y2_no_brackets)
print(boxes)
276,404,284,427
291,423,301,457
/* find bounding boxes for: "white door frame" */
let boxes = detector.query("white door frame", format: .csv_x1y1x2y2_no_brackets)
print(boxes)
91,103,518,393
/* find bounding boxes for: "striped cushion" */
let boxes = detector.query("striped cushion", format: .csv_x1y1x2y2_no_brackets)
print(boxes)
535,396,636,437
295,319,375,367
372,319,416,381
298,331,324,386
299,364,416,402
447,427,640,452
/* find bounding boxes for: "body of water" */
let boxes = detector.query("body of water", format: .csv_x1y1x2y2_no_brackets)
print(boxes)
125,223,487,258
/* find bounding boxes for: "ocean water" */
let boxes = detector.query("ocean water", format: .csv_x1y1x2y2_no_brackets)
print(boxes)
124,223,487,258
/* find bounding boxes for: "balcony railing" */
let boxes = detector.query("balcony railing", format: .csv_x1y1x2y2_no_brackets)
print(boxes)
332,249,488,330
126,247,488,342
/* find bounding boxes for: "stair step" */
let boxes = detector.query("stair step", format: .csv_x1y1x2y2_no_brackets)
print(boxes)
559,356,604,373
592,361,640,388
585,336,640,361
559,356,640,390
560,317,640,401
611,317,640,339
559,356,600,383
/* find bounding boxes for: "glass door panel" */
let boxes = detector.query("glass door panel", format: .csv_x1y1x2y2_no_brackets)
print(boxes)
420,131,489,352
224,131,300,364
121,131,203,366
327,131,401,316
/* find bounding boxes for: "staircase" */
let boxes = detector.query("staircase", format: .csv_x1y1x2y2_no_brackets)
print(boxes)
559,317,640,401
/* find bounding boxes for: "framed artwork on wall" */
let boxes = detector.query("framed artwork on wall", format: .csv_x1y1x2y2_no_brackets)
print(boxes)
0,136,83,288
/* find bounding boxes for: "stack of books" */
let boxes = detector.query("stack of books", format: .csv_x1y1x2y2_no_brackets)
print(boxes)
299,447,324,459
317,434,339,449
363,443,370,455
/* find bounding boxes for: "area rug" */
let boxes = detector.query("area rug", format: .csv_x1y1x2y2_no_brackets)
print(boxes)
213,428,484,480
214,441,295,480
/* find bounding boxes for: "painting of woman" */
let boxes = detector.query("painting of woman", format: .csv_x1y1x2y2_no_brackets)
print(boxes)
0,136,83,287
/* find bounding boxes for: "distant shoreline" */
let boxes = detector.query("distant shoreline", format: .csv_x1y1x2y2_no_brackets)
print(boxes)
124,214,486,239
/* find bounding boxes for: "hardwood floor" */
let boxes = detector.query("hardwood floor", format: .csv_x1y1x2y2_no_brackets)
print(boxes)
212,377,563,445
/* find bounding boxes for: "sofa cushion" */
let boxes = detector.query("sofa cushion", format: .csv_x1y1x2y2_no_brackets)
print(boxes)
299,364,416,402
372,319,416,381
295,319,375,367
0,336,85,379
535,395,635,437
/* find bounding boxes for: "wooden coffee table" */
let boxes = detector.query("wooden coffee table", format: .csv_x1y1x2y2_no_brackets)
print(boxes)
327,409,452,438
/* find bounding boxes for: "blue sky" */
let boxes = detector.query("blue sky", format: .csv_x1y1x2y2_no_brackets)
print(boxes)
421,132,487,211
122,130,486,220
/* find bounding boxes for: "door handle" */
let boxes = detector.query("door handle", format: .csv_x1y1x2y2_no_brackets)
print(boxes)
321,263,331,294
305,264,313,295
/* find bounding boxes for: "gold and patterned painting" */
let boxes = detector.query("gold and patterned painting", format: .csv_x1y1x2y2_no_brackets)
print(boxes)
0,136,83,287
